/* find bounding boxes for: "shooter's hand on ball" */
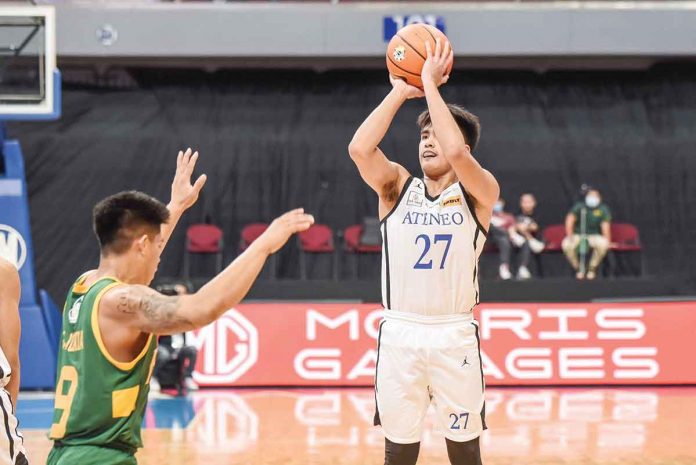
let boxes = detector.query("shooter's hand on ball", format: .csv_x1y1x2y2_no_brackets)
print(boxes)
422,38,453,88
389,74,424,100
257,208,315,254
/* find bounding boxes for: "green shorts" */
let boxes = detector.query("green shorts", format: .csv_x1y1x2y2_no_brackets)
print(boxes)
47,444,137,465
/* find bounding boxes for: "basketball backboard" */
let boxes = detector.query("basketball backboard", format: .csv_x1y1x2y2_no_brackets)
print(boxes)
0,5,59,121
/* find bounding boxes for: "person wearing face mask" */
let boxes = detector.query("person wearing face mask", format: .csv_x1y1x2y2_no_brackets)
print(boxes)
489,198,516,280
562,188,612,279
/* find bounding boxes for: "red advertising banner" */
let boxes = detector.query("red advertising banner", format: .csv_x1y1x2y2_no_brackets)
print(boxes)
189,302,696,387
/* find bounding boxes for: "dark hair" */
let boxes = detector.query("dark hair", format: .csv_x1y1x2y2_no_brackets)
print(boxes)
93,191,170,255
417,104,481,152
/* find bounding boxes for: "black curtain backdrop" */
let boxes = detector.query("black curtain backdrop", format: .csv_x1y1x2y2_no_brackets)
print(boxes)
8,66,696,303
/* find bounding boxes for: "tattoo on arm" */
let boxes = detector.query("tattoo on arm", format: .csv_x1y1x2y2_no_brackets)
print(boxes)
117,289,194,332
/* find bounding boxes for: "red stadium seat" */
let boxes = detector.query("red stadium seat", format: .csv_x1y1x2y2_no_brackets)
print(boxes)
240,223,268,251
542,224,566,252
343,224,381,279
344,225,382,254
610,223,642,252
183,223,223,279
299,224,335,253
608,222,643,276
298,224,337,279
239,223,276,279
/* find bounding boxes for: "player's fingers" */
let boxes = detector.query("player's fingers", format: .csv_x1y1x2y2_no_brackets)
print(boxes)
434,38,441,59
176,151,183,170
184,148,192,165
293,219,314,232
425,40,432,59
391,74,405,84
439,44,450,67
289,212,314,225
186,151,199,175
193,174,207,192
286,208,305,216
291,214,313,226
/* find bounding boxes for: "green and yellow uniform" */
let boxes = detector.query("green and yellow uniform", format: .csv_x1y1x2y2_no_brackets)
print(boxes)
570,202,612,235
47,275,157,465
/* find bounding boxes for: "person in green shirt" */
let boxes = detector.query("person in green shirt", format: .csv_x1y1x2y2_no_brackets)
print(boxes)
47,149,314,465
561,188,612,280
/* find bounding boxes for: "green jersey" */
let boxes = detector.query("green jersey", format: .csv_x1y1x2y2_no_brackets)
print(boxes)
49,274,157,455
570,202,612,235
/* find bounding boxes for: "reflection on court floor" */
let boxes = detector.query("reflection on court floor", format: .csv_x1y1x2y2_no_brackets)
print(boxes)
19,387,696,465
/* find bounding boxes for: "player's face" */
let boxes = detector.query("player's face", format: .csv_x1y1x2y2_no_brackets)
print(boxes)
419,125,454,178
145,232,164,284
134,230,163,285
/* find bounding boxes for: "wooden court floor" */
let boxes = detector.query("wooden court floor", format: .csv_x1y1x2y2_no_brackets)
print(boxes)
20,387,696,465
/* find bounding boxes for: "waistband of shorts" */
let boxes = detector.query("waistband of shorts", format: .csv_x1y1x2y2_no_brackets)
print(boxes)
383,310,474,325
53,441,136,456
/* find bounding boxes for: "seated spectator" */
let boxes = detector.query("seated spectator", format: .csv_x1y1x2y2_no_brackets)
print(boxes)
151,283,199,394
489,198,516,280
562,188,612,280
510,193,545,279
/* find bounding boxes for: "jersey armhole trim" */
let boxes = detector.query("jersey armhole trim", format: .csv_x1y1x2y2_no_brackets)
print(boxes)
72,272,120,295
380,175,414,225
91,283,154,372
71,271,95,294
460,183,488,237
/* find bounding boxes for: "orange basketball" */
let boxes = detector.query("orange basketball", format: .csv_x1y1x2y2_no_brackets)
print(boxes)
386,24,454,89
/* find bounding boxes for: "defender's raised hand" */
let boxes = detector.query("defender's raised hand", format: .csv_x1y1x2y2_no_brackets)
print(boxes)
422,38,453,88
170,148,207,211
257,208,315,254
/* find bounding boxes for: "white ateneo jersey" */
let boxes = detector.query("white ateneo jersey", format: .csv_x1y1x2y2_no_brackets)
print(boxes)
381,177,488,316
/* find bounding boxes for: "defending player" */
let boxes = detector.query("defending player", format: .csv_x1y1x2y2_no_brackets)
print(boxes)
47,149,314,465
0,258,28,465
348,40,499,465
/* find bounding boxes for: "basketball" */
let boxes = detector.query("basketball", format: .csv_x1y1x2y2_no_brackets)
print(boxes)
386,24,454,89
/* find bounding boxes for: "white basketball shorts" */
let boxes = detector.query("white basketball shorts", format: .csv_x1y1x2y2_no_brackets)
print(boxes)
0,389,27,465
374,310,487,444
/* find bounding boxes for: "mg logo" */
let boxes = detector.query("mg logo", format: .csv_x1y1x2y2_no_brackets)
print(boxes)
189,309,258,385
0,224,27,270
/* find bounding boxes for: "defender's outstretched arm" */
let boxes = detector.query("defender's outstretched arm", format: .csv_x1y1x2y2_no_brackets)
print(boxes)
101,209,314,335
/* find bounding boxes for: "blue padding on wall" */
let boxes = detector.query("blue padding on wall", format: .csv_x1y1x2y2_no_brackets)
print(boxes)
19,303,57,389
39,289,62,360
0,140,38,306
2,134,56,389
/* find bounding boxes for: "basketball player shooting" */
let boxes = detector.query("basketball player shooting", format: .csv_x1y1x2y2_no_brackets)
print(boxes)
46,149,314,465
0,258,28,465
348,39,499,465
